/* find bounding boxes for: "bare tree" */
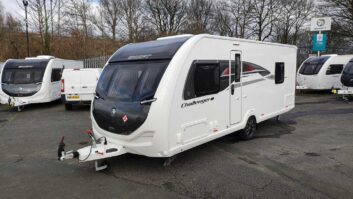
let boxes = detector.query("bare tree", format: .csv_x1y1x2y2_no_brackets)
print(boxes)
94,0,120,40
186,0,213,34
212,0,234,36
4,14,23,58
229,0,254,38
64,0,93,58
321,0,353,38
26,0,53,54
120,0,145,42
65,0,92,37
273,0,314,44
250,0,282,41
145,0,187,36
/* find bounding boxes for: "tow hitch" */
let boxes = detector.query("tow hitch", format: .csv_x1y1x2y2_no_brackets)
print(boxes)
57,129,126,171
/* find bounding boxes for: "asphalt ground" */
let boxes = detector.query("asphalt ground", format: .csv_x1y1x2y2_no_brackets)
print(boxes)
1,92,353,199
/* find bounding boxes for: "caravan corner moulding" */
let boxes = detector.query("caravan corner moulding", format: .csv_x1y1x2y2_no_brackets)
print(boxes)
58,34,297,171
0,55,83,111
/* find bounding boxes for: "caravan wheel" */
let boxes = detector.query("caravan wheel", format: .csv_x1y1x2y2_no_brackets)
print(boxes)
238,116,256,140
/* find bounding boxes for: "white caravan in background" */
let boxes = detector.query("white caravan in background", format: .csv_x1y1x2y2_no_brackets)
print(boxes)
297,54,353,90
0,55,83,111
58,34,297,171
332,58,353,99
61,68,102,110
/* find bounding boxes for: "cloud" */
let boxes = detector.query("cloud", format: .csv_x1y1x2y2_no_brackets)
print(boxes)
0,0,24,19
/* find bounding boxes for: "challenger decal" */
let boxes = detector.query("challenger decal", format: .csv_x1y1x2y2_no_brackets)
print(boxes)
181,97,215,108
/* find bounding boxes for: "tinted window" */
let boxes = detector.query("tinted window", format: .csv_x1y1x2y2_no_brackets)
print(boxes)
275,62,285,84
243,61,270,76
343,62,353,74
1,59,48,84
326,64,343,75
220,62,232,90
96,60,169,101
2,68,45,84
194,64,220,97
299,56,330,75
51,68,62,82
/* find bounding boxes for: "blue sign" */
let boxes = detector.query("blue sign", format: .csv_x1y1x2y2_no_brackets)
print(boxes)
312,33,327,52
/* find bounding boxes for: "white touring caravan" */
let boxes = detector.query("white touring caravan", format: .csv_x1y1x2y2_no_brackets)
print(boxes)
61,68,102,110
0,56,83,111
58,34,297,171
332,58,353,99
297,54,353,90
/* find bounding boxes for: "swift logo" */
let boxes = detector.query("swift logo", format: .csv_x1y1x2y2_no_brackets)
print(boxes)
122,115,128,123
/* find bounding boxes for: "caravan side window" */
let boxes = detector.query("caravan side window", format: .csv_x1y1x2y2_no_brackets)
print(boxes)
184,62,221,100
275,62,285,84
326,64,343,75
51,68,62,82
194,64,220,97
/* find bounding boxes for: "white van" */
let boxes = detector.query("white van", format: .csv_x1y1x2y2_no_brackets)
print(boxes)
297,54,353,90
0,55,83,111
58,34,297,171
61,68,102,110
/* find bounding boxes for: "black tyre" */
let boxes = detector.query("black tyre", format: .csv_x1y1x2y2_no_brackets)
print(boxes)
65,104,73,110
238,116,256,140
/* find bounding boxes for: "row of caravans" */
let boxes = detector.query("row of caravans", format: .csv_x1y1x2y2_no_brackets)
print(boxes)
297,54,353,91
1,34,350,171
0,56,101,111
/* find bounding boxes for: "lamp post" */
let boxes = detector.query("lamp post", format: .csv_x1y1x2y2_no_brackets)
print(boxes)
23,0,29,57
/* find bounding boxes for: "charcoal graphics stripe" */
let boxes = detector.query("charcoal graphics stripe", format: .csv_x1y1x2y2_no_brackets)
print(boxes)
233,78,266,88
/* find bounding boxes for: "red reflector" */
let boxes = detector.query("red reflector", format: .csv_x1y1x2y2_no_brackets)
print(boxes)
61,79,64,93
86,129,93,135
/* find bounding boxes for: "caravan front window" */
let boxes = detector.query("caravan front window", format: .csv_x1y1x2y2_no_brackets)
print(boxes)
1,60,49,84
96,60,169,101
343,62,353,74
299,56,330,75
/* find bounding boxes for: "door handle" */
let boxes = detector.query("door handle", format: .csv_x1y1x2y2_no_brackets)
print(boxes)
82,86,88,88
231,84,235,95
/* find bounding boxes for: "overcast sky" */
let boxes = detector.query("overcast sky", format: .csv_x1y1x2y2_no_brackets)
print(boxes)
1,0,24,18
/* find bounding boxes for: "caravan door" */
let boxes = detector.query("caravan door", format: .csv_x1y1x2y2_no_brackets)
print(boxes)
230,51,242,124
50,67,63,100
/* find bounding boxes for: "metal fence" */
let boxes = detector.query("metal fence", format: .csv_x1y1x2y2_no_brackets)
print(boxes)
82,55,111,68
